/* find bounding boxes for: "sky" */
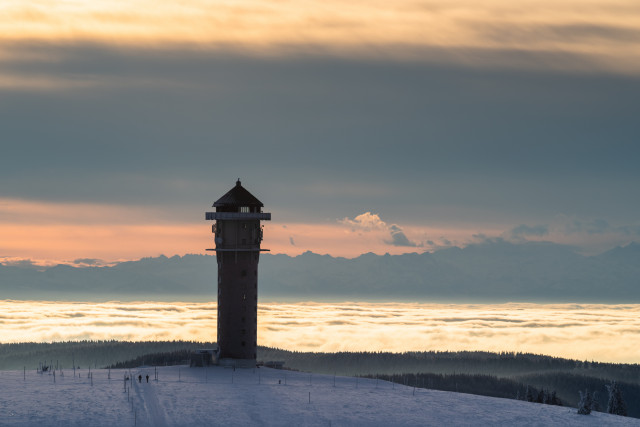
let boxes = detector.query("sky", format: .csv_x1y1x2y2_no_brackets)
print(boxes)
2,0,640,264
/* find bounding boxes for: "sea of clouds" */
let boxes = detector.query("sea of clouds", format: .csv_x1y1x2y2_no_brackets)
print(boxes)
2,301,639,364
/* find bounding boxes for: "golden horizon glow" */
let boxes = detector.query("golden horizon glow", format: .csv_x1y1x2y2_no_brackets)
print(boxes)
1,300,639,364
2,1,640,73
0,219,477,263
0,198,631,264
0,197,499,262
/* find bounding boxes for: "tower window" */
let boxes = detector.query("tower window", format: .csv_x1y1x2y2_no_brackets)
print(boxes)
240,206,249,213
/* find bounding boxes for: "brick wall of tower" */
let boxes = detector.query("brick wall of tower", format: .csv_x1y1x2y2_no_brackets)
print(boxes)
215,218,261,360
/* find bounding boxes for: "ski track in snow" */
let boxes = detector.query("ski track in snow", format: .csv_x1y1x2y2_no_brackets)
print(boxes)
0,366,638,426
132,370,167,427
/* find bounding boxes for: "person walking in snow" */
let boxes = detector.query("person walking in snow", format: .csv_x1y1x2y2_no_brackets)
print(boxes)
138,374,142,383
146,375,149,383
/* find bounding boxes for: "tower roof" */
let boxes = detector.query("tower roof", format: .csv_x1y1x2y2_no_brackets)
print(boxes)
213,179,264,208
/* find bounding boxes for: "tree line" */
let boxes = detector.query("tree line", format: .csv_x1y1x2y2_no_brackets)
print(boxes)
362,372,563,406
0,341,215,371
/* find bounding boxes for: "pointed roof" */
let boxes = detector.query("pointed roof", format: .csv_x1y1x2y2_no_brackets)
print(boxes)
213,179,264,208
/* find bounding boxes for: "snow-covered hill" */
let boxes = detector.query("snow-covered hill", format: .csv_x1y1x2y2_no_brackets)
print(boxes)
0,365,636,426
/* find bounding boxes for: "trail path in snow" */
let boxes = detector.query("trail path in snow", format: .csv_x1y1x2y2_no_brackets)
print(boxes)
133,370,167,427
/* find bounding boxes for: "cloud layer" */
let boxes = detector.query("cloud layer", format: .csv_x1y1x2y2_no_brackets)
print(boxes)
1,300,638,363
3,1,640,73
340,212,421,248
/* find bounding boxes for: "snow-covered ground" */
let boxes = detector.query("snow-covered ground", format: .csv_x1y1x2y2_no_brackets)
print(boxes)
0,366,637,426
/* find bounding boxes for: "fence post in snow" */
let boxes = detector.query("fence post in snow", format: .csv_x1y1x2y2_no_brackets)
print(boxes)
308,392,311,404
179,368,181,382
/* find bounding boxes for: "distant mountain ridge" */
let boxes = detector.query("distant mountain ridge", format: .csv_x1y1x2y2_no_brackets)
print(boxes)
1,241,639,301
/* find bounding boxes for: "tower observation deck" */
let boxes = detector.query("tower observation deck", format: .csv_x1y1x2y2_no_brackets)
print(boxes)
205,179,271,363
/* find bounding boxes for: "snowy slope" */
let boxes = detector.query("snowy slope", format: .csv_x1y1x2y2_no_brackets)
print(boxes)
0,366,637,426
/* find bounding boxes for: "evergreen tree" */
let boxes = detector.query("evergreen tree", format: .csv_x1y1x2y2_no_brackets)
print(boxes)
606,381,628,416
577,389,594,415
525,385,534,402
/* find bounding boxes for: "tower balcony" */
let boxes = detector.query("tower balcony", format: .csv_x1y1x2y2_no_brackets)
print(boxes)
205,212,271,221
206,248,270,252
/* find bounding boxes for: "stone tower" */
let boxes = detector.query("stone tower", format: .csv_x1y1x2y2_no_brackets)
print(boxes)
206,179,270,363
